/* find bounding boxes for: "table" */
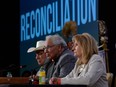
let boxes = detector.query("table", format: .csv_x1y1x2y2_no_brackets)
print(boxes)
0,77,29,84
0,77,87,87
0,84,87,87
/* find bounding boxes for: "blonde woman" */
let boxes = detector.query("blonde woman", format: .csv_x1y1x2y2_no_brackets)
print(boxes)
49,33,108,87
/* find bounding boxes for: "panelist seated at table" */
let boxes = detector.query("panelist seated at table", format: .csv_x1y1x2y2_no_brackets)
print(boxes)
44,34,77,84
27,40,47,80
27,40,46,67
49,33,108,87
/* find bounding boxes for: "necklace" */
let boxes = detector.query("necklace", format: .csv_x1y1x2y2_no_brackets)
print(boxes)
78,64,85,76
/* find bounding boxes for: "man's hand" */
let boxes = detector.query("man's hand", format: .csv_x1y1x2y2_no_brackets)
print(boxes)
49,77,61,85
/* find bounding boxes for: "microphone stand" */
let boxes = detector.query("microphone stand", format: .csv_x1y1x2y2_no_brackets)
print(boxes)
0,64,26,77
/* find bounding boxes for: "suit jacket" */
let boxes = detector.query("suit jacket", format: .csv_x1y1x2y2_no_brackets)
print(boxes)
52,48,77,77
45,48,77,84
61,54,108,87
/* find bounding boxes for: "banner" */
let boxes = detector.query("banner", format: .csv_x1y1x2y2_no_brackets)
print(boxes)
20,0,98,76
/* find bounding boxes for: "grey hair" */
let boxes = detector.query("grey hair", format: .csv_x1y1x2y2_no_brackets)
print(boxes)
46,34,67,46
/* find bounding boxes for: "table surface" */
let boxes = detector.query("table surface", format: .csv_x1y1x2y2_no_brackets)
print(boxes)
0,77,87,87
0,84,87,87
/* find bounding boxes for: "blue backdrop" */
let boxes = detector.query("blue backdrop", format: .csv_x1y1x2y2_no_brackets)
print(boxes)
20,0,98,76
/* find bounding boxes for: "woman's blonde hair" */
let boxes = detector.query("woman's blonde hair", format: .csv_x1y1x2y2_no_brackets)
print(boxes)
72,33,98,64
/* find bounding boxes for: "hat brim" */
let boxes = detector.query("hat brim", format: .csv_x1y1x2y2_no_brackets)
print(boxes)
27,46,45,53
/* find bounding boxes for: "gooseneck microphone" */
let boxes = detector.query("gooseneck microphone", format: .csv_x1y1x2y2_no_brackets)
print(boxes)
20,65,27,69
0,64,27,73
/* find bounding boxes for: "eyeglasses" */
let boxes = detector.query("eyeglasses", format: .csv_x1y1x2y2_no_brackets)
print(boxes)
44,45,55,49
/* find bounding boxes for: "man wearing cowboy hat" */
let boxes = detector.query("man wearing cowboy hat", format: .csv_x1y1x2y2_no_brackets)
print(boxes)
27,40,47,66
27,40,48,84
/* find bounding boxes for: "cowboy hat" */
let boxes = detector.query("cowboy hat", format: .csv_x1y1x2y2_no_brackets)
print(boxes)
27,40,45,53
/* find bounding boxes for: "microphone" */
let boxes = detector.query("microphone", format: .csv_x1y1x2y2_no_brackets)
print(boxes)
0,64,27,73
20,65,27,69
8,64,27,69
9,64,16,68
8,64,27,70
34,58,51,70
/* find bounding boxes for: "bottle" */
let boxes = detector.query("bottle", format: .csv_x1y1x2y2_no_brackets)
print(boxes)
6,72,12,77
38,66,46,85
